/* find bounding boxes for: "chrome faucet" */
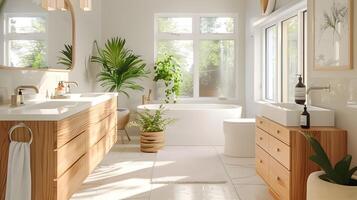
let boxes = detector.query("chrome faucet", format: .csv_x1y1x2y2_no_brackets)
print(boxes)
306,84,331,105
306,84,331,95
14,85,39,95
63,81,79,94
142,89,152,105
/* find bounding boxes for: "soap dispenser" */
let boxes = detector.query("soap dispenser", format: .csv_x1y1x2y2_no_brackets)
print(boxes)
295,75,306,105
19,89,24,104
300,105,310,129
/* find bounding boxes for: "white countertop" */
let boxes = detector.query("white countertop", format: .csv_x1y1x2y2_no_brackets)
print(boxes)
0,93,118,121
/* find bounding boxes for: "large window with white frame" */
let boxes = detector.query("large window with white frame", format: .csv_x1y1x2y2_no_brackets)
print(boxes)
262,8,307,102
155,14,238,99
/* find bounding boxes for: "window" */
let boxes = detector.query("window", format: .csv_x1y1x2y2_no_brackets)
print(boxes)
262,8,307,102
155,15,237,99
4,14,48,68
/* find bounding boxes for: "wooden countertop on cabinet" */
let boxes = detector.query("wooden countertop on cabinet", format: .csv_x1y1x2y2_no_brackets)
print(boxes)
0,97,118,200
255,116,347,200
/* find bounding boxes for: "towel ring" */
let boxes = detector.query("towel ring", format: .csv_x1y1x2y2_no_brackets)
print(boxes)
8,123,33,145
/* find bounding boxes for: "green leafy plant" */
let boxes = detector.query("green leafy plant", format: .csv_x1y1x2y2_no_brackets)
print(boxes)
154,54,182,103
57,44,73,69
91,37,150,97
304,133,357,186
130,105,175,132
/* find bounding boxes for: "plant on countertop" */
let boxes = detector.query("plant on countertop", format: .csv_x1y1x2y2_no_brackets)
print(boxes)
91,37,150,97
57,44,73,69
304,133,357,186
130,105,175,132
154,54,182,103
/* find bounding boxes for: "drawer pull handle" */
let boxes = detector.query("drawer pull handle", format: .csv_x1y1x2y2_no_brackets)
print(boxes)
259,137,263,140
260,121,263,124
276,148,280,152
277,130,280,134
260,160,263,163
276,176,280,181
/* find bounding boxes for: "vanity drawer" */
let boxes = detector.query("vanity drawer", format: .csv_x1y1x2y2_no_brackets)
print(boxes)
56,97,116,148
256,146,270,183
56,126,117,200
56,131,88,177
268,135,291,170
256,128,269,151
88,112,117,148
256,116,273,133
269,157,290,200
256,116,290,145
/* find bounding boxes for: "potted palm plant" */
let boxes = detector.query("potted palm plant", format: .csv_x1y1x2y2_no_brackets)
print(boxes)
130,105,174,153
304,134,357,200
91,37,150,140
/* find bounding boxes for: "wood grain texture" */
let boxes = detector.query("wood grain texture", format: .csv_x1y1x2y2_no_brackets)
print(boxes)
0,121,57,200
255,116,347,200
140,131,165,153
0,97,118,200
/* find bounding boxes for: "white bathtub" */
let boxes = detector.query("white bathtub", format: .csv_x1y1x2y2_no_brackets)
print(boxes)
137,104,242,145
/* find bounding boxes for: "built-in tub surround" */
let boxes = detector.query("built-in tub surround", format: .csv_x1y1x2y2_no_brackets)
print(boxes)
137,104,242,145
0,93,118,200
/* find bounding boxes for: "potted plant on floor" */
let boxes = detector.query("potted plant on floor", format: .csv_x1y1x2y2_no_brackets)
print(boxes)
304,133,357,200
92,37,150,141
130,105,174,153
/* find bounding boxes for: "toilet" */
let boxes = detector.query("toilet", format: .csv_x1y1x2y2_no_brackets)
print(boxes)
223,118,256,157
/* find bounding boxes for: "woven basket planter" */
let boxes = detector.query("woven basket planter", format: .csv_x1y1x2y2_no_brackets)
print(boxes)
140,131,165,153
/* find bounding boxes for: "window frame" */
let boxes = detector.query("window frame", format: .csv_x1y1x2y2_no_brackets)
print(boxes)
3,13,49,67
260,6,307,103
154,13,239,100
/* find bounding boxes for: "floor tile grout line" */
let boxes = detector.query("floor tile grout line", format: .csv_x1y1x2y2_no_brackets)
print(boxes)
213,146,243,200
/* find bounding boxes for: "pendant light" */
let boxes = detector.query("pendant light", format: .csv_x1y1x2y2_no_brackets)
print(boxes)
42,0,57,11
80,0,92,11
57,0,68,11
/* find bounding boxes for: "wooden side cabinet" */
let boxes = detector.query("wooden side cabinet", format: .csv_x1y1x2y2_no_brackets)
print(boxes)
0,97,117,200
255,116,347,200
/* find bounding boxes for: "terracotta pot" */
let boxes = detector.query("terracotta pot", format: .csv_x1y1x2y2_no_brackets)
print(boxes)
307,171,357,200
140,131,165,153
117,108,130,130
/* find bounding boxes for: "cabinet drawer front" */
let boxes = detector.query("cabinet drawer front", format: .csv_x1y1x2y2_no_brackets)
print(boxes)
88,112,117,148
256,146,270,183
56,131,88,177
256,128,269,151
269,157,290,200
56,127,117,200
268,135,290,170
256,116,273,133
56,97,117,148
256,116,290,145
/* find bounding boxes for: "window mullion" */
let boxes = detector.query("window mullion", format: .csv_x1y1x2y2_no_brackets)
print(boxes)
193,16,200,98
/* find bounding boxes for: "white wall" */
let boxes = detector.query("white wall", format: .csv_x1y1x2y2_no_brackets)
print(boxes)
0,0,101,99
101,0,247,111
307,1,357,167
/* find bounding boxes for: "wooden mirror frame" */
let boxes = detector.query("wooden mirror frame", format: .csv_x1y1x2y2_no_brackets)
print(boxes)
0,0,76,72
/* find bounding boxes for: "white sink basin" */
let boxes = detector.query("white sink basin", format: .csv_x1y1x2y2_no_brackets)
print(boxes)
24,101,81,110
259,103,335,127
62,93,105,99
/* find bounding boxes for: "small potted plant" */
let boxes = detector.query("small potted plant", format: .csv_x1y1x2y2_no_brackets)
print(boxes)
130,105,174,153
304,134,357,200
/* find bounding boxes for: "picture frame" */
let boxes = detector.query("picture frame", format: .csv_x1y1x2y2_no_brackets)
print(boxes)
312,0,353,71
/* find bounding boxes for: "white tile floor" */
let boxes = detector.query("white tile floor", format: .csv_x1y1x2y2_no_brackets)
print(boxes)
71,137,274,200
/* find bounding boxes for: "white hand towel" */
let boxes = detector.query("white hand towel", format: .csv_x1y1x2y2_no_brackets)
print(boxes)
5,141,31,200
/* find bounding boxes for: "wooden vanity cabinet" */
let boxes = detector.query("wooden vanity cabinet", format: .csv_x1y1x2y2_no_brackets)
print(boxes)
255,116,347,200
0,97,117,200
